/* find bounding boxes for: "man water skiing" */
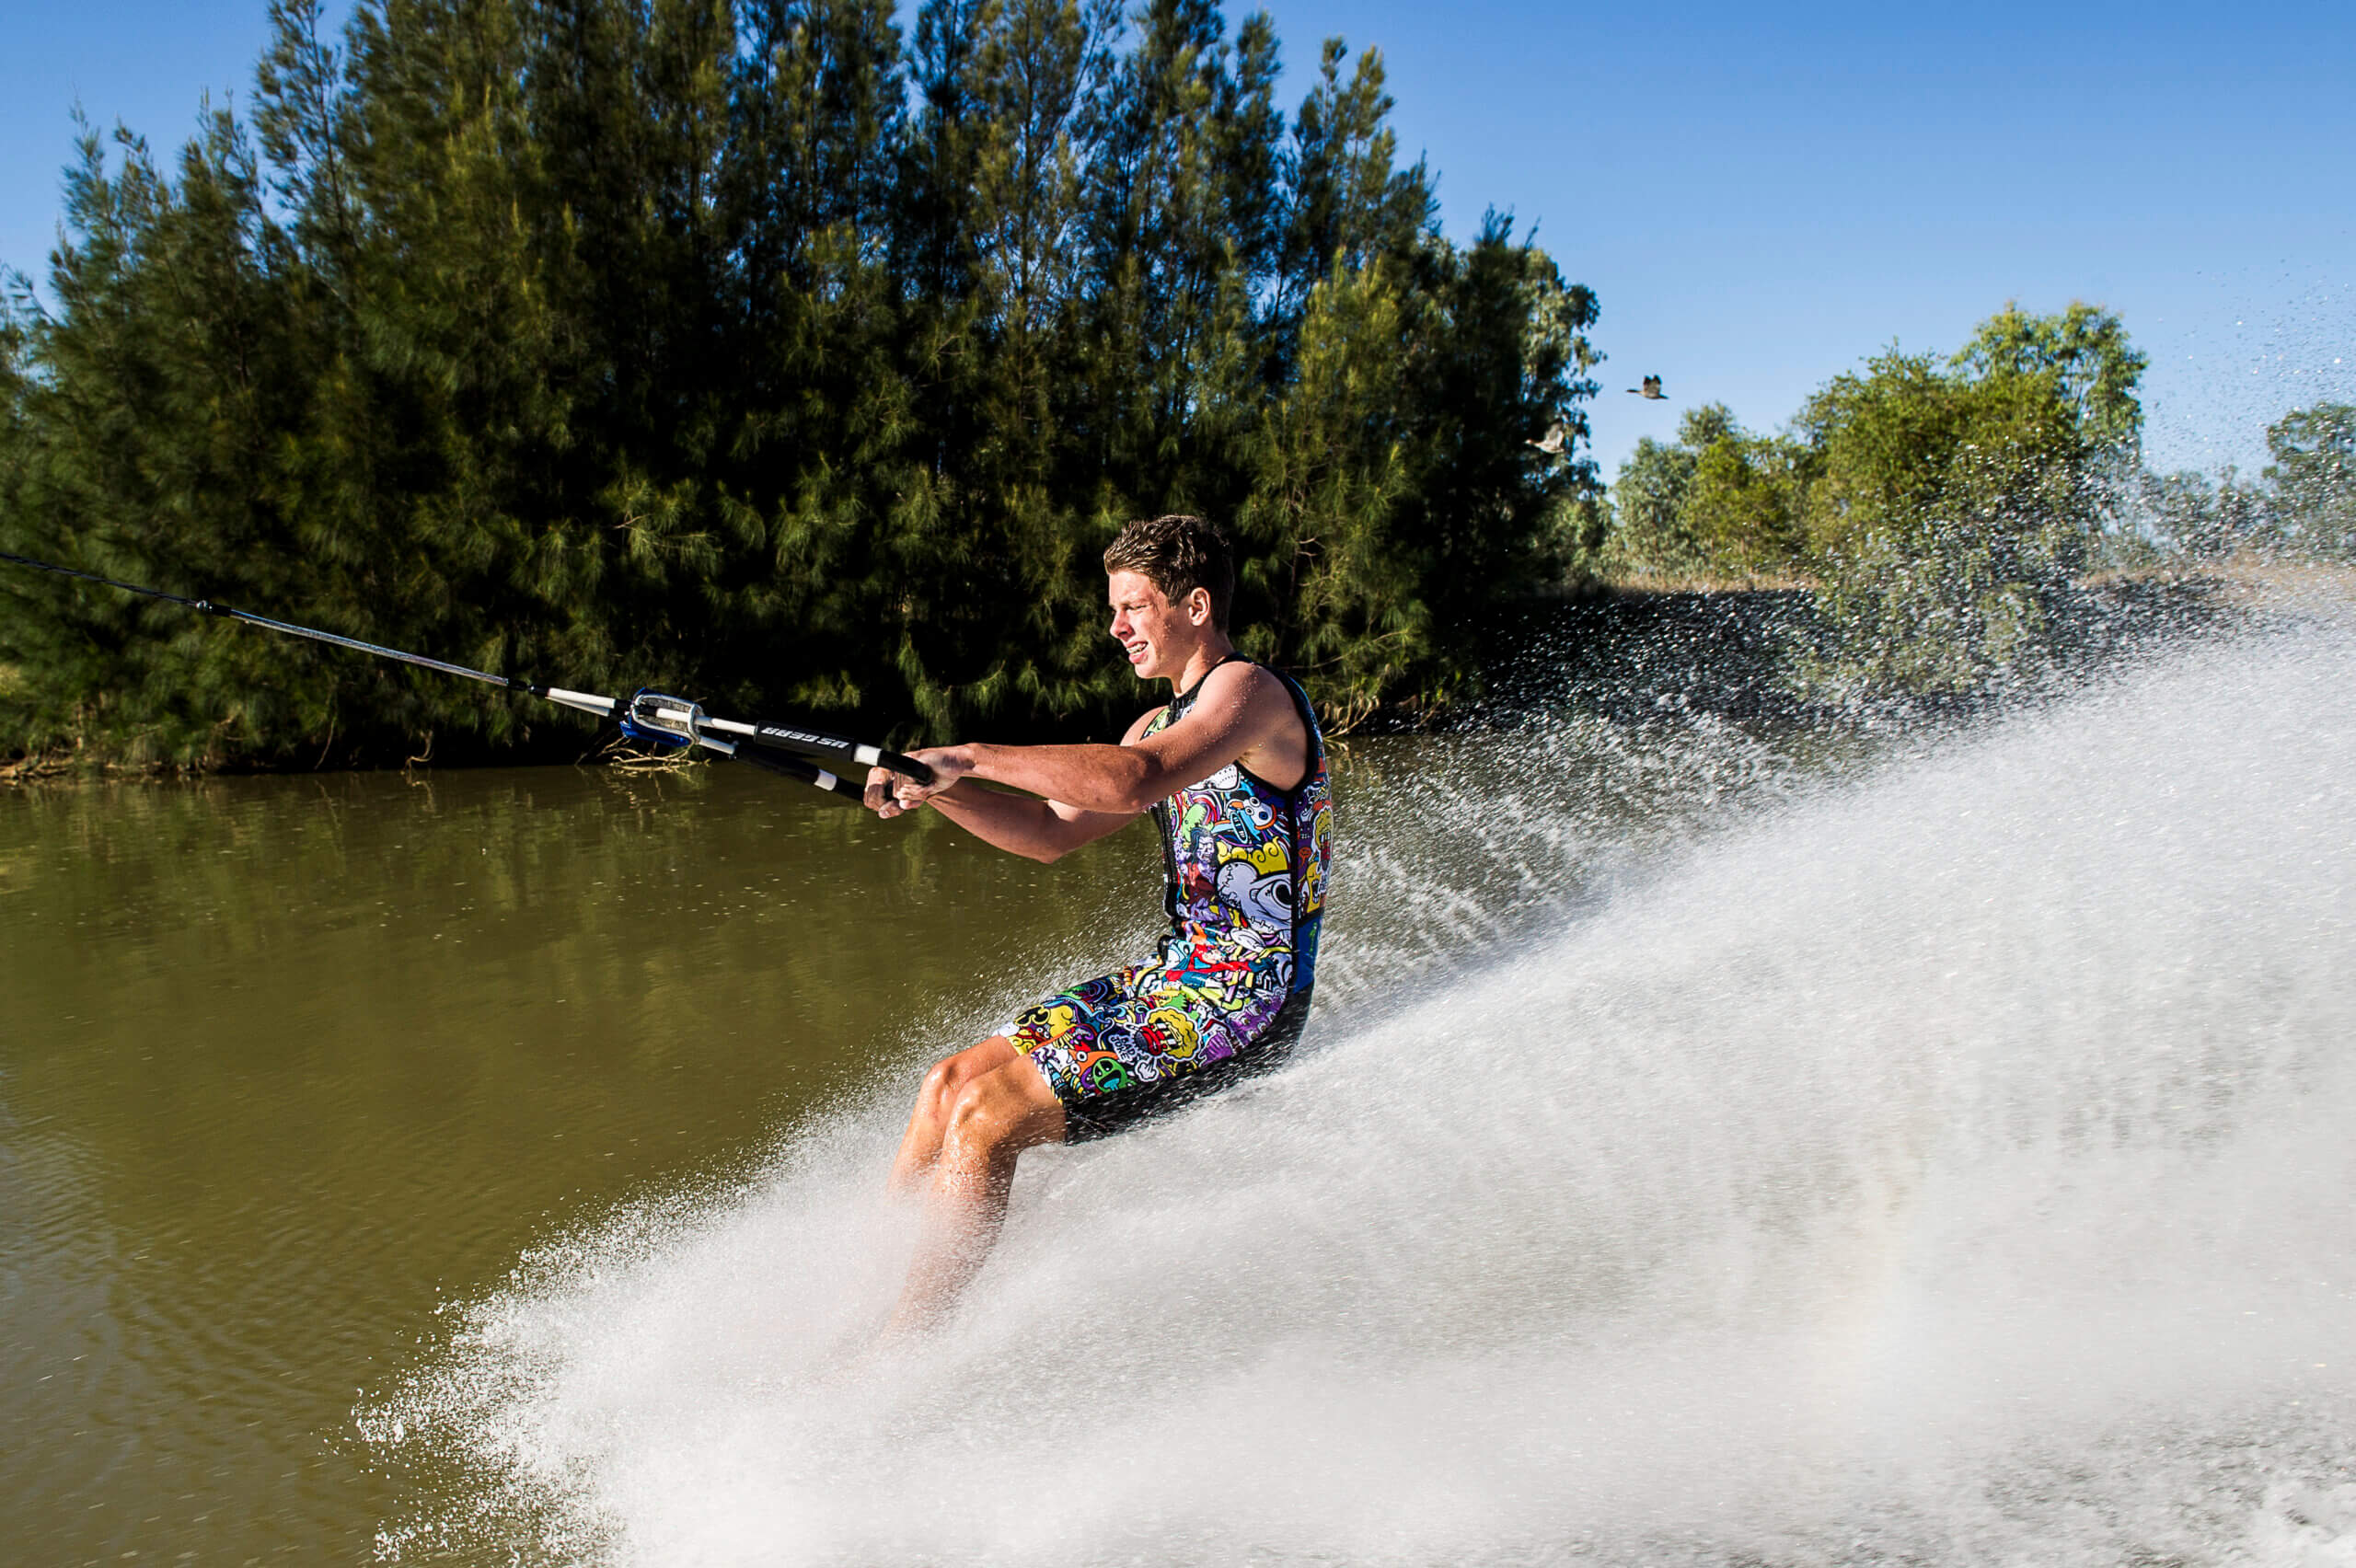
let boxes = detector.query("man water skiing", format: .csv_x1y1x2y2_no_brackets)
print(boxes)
864,513,1333,1332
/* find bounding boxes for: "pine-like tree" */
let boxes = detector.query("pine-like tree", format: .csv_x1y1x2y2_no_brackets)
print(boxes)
1,0,1604,767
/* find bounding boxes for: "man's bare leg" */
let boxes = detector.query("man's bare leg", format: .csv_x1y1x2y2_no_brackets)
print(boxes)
885,1051,1066,1335
888,1036,1022,1194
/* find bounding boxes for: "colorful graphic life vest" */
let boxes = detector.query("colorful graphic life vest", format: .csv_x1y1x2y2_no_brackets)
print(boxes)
1143,655,1332,997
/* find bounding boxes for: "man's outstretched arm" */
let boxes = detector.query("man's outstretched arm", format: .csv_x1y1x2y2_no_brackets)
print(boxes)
893,663,1298,817
862,708,1160,862
905,778,1140,864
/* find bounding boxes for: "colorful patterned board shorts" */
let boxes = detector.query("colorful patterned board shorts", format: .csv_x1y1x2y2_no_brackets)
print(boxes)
1006,929,1311,1143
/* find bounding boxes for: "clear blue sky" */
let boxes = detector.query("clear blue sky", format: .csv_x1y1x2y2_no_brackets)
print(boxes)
6,1,2350,478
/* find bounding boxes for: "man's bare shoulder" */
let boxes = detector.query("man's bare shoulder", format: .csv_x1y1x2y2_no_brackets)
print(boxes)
1196,660,1311,783
1195,658,1294,717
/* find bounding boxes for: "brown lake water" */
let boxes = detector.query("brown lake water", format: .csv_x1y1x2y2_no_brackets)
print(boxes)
1,763,1171,1562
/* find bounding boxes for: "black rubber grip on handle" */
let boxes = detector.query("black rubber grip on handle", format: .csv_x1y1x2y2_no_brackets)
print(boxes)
874,748,936,787
740,722,933,786
733,744,862,798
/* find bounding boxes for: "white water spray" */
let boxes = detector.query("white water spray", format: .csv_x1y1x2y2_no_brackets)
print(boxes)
372,613,2356,1566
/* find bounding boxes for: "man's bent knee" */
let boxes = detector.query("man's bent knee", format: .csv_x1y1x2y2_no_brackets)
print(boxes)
918,1060,956,1106
942,1062,1064,1160
918,1037,1016,1105
942,1078,1022,1149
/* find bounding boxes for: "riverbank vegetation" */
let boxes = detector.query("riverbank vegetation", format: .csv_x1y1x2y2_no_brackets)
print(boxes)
0,0,1600,770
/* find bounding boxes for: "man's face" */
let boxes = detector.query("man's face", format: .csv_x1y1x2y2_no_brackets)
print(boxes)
1107,569,1207,681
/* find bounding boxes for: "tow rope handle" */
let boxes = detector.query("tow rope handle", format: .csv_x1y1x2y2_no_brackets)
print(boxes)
618,690,935,792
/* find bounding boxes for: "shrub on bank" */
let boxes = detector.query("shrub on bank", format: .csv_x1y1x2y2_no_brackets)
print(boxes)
1604,303,2152,693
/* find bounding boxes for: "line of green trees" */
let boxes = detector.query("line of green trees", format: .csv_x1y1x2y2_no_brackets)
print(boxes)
0,0,1602,769
1593,301,2356,692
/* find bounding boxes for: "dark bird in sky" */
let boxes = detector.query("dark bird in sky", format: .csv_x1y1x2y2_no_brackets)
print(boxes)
1627,375,1666,399
1526,421,1569,456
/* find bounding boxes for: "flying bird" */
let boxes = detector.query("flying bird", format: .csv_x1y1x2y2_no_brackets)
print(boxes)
1627,375,1666,399
1526,421,1569,455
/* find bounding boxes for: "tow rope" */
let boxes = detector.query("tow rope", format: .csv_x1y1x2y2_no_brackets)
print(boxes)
0,548,933,796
